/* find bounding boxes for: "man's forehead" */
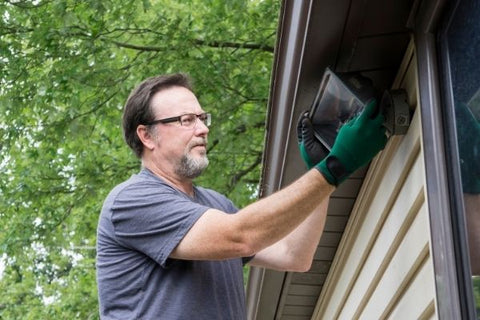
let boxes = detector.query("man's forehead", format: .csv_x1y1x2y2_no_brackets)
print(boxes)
151,86,200,115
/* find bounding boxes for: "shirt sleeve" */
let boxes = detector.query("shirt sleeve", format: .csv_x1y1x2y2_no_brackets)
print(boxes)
110,182,209,268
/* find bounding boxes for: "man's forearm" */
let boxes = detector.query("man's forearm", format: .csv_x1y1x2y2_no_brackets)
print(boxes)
249,198,328,271
235,169,334,254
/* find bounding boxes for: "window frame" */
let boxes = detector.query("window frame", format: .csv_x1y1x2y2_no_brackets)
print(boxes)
413,0,478,318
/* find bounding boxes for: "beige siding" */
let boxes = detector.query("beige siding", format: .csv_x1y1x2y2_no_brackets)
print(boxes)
311,40,437,320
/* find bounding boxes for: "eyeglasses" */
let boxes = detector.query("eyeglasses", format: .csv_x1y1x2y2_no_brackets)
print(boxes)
145,113,211,128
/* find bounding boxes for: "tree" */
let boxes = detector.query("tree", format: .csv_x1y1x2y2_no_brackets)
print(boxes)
0,0,280,318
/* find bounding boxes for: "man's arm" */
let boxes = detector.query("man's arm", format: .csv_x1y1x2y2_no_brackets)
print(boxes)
171,100,386,263
170,169,334,261
248,198,328,272
246,99,384,272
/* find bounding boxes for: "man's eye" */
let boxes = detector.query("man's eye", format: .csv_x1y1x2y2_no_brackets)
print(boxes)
181,115,195,125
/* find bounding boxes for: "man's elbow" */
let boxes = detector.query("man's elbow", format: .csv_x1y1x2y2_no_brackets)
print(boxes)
276,250,314,272
234,241,257,258
286,259,313,273
229,233,259,258
282,244,315,272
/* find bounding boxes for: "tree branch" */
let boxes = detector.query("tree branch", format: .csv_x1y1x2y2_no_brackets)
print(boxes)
107,39,167,52
192,39,274,53
4,0,51,8
227,151,263,193
2,23,274,53
106,38,273,53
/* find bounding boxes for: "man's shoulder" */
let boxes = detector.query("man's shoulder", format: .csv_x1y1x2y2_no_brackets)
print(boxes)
194,186,237,213
195,186,227,201
113,169,172,194
102,170,175,210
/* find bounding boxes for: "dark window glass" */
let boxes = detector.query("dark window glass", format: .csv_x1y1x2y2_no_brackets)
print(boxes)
444,0,480,315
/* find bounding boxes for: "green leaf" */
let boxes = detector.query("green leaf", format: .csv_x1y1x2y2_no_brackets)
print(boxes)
0,0,280,317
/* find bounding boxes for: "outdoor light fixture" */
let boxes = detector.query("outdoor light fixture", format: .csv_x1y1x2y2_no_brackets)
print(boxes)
309,68,411,151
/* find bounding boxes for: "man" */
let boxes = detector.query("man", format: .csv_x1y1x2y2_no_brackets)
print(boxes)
96,73,387,319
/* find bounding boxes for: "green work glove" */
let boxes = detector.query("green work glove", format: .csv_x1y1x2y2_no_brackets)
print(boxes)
316,99,387,186
297,111,330,169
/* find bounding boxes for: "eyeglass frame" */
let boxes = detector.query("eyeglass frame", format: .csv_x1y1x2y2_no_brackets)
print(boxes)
144,112,211,128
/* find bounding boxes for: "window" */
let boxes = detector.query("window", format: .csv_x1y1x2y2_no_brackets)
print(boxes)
439,0,480,317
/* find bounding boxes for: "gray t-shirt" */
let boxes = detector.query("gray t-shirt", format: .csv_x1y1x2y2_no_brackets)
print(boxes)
96,169,249,320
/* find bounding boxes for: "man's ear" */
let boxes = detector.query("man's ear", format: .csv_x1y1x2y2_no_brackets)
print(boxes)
136,125,157,151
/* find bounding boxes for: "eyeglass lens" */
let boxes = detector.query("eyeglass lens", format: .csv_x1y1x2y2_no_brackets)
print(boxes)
180,113,210,127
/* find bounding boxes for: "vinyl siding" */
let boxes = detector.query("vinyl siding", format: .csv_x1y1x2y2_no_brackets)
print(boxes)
311,39,437,320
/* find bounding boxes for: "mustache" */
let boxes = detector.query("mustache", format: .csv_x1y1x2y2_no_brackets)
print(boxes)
191,138,208,146
189,138,208,148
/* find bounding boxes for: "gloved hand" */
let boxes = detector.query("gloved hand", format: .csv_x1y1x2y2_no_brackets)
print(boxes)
297,111,330,169
316,99,387,186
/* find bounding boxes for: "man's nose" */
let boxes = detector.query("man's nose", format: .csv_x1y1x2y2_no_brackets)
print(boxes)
195,119,209,135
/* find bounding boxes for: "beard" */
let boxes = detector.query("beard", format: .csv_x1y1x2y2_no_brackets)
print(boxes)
175,140,209,179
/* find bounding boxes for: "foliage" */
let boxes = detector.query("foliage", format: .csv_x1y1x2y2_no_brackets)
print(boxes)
0,0,280,318
474,276,480,318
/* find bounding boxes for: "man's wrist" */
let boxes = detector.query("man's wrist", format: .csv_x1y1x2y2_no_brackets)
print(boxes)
315,156,350,186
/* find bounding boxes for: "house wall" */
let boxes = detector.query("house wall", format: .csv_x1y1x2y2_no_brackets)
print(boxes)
311,39,438,319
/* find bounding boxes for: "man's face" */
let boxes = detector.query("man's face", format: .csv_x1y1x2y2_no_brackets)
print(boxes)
149,86,210,179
